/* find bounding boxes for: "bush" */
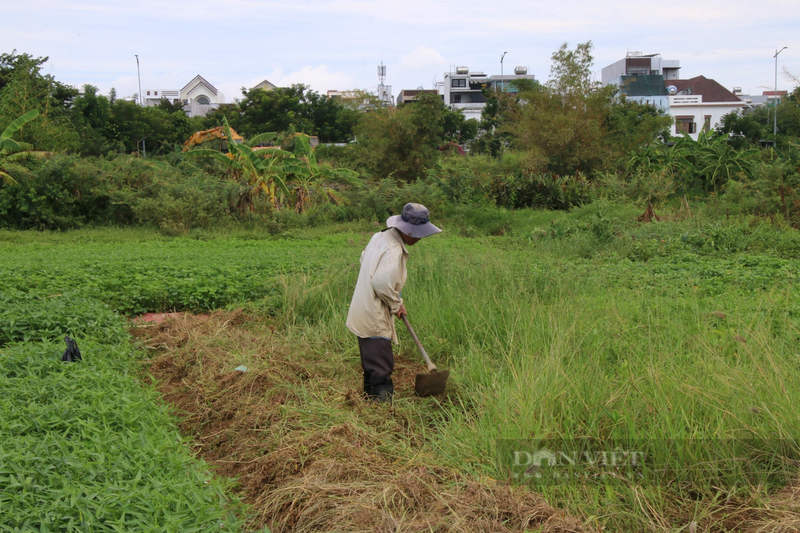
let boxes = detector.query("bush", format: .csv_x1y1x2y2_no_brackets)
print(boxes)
425,155,499,206
0,154,253,231
711,161,800,227
131,175,239,234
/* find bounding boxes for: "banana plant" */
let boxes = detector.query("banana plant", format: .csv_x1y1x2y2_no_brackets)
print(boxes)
694,134,758,190
281,134,360,212
1,110,47,185
183,118,293,208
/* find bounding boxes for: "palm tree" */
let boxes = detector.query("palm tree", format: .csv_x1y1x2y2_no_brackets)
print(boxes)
1,110,46,185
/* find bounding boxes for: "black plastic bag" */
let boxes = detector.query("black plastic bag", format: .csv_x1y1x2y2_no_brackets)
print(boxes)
61,336,82,362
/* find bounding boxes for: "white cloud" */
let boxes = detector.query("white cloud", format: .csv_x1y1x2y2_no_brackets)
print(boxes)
274,65,359,94
398,47,447,69
3,0,800,99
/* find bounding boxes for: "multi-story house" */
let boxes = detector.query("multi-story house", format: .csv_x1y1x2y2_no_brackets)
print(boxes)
602,52,745,140
437,66,536,121
396,89,441,105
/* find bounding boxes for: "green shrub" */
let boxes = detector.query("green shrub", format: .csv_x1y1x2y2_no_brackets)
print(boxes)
711,161,800,227
131,176,239,234
0,157,90,230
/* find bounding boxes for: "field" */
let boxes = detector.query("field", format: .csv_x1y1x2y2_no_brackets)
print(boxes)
3,203,800,531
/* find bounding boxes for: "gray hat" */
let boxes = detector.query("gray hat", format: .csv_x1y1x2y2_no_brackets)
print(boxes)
386,203,442,239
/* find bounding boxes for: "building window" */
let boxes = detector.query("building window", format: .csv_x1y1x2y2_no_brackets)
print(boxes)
676,116,696,134
451,94,462,104
154,91,158,96
146,91,150,95
451,78,466,88
196,96,210,105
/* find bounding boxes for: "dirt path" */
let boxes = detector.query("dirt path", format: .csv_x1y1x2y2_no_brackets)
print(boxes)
131,310,588,533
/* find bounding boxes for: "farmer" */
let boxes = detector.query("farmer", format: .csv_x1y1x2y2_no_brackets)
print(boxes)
346,203,442,403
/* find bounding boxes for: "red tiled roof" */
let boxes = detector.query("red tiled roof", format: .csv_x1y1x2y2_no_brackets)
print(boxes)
666,76,741,103
762,90,788,96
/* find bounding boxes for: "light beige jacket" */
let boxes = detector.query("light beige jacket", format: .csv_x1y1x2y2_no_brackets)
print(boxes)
346,228,408,343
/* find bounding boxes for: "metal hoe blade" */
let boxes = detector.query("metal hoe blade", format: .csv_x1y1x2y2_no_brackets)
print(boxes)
415,369,450,396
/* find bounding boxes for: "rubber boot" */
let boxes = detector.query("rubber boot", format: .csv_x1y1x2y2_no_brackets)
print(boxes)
370,378,394,405
363,372,371,398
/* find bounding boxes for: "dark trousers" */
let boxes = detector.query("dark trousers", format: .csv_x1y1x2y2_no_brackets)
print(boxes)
357,337,394,398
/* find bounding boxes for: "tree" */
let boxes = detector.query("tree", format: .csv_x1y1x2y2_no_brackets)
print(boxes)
70,85,112,156
353,93,454,181
0,51,79,152
0,51,77,110
716,109,768,148
547,41,595,97
473,89,524,156
206,84,358,143
776,90,800,140
281,134,360,212
501,41,670,176
105,99,194,155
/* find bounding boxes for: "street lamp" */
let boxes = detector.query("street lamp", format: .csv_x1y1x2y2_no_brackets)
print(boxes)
774,46,787,136
135,55,146,159
500,52,507,93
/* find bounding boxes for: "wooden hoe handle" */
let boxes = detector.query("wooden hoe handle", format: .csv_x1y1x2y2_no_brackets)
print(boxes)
402,315,437,373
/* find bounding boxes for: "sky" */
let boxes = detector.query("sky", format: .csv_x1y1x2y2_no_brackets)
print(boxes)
3,0,799,104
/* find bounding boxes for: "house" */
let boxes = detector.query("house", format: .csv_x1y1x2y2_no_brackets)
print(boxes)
601,52,681,86
142,75,224,117
666,76,745,138
142,89,181,107
602,52,681,113
437,66,536,120
396,89,441,105
736,89,788,109
602,53,745,140
253,79,278,91
180,75,223,117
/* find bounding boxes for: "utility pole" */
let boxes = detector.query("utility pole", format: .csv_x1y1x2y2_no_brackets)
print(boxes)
135,54,146,159
774,47,787,137
500,51,507,93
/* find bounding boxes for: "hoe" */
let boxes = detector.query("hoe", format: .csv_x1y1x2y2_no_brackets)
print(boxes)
402,315,449,396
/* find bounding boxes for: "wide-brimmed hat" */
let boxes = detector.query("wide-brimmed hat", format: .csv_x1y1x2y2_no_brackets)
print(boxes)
386,203,442,239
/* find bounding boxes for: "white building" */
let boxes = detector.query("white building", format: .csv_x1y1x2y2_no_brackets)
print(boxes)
602,53,745,140
601,52,681,86
142,75,224,117
666,76,745,138
437,66,536,121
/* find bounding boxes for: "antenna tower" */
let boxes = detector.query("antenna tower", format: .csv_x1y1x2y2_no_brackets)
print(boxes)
377,61,392,106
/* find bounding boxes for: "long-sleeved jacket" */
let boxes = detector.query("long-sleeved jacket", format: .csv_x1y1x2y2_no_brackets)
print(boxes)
346,228,408,343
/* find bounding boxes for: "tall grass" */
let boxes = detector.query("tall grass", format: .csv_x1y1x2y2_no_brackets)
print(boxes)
280,209,800,530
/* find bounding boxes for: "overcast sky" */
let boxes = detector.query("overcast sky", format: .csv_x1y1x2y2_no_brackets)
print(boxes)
3,0,799,104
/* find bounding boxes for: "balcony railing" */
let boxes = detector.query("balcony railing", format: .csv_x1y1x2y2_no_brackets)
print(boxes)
670,95,702,105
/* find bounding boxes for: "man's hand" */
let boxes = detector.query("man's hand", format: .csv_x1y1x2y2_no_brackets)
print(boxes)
396,304,407,318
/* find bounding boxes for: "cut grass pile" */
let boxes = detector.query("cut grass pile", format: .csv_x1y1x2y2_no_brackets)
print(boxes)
133,310,584,532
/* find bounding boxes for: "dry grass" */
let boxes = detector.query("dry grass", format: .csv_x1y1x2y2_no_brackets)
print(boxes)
131,311,587,533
